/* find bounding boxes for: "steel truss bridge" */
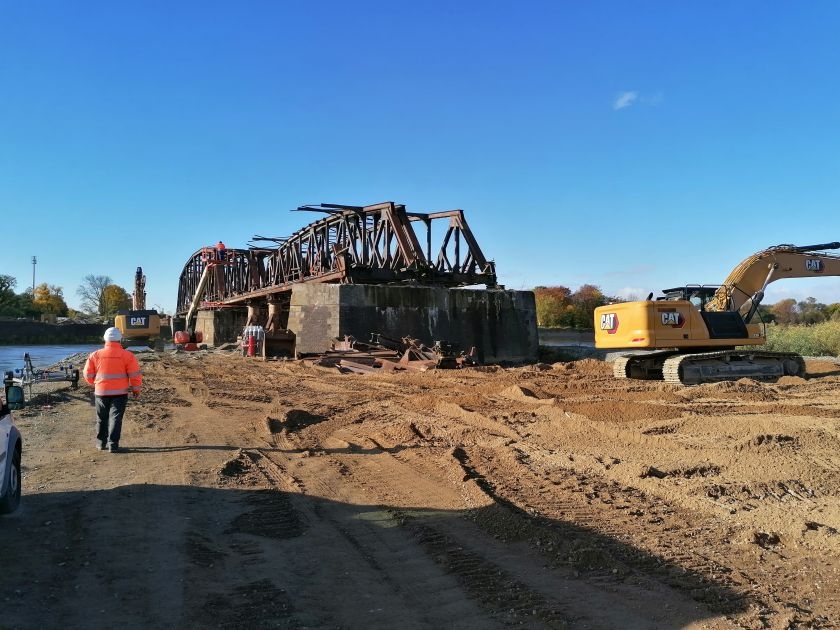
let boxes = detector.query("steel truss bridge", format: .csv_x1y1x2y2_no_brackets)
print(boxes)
175,202,497,316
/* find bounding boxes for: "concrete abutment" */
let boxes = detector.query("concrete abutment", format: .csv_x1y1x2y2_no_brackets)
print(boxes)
189,285,538,364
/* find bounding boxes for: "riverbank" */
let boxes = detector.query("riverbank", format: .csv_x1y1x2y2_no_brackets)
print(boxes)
0,344,102,376
0,320,106,345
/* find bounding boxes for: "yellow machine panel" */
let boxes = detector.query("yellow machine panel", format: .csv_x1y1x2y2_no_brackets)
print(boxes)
114,309,161,345
594,299,765,350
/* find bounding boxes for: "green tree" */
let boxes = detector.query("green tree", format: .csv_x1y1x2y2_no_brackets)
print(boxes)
755,304,777,324
101,284,131,316
0,274,22,316
16,289,36,318
32,283,69,315
797,297,826,325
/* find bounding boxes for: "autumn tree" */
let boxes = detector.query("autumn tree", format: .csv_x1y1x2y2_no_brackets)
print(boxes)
32,283,69,315
533,286,572,327
77,274,112,315
534,284,613,329
770,298,798,324
101,284,132,316
569,284,609,328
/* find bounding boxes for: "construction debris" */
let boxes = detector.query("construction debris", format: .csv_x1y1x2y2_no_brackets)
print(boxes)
306,334,477,373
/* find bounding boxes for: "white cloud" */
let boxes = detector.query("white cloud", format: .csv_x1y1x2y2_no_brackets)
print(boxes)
613,91,638,110
613,90,664,111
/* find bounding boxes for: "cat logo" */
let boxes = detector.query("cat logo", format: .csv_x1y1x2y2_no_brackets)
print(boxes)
600,312,619,334
805,259,824,273
660,311,685,327
129,316,148,327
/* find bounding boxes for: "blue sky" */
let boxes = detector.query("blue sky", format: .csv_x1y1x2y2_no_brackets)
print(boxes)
2,1,840,314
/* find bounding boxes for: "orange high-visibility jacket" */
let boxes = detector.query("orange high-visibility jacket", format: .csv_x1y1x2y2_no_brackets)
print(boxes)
83,342,142,397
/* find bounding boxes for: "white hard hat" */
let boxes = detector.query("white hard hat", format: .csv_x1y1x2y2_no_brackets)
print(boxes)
104,327,123,342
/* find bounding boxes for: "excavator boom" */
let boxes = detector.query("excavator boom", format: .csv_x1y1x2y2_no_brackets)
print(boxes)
132,266,146,310
708,242,840,315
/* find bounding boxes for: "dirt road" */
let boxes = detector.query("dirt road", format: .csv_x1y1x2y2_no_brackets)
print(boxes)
2,349,839,629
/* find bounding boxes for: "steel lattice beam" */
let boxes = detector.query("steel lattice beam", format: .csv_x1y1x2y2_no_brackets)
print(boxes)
175,201,497,315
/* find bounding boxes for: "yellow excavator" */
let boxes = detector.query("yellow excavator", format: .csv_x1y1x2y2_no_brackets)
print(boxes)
594,242,840,384
114,267,161,347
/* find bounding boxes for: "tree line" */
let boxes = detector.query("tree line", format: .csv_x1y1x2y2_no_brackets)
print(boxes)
534,285,840,329
0,274,136,319
4,273,838,327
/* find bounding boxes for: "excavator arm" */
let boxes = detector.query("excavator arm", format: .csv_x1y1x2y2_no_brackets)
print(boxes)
132,267,146,311
707,242,840,319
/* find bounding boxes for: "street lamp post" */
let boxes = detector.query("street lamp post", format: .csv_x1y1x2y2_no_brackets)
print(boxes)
31,256,37,294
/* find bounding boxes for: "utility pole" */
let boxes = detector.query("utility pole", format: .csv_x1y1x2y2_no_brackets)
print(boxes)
31,255,37,294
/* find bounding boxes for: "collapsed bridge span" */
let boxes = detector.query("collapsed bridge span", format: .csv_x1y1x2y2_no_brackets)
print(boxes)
174,201,537,363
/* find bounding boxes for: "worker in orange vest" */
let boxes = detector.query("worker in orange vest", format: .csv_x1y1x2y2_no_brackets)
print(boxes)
216,240,226,261
83,327,142,453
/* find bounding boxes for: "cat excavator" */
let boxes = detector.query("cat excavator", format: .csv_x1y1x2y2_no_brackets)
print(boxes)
113,267,161,347
594,242,840,385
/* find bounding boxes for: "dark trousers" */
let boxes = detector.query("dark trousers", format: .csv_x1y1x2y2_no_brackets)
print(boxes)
94,394,128,446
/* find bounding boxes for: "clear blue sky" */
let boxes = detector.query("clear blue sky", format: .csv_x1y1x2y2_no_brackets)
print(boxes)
2,1,840,314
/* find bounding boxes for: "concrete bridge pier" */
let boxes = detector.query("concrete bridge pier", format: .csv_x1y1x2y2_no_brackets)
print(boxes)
288,285,537,364
189,285,537,365
244,300,263,328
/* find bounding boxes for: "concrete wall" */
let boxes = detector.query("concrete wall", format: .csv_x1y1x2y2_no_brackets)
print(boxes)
195,308,248,346
287,284,538,364
0,320,107,344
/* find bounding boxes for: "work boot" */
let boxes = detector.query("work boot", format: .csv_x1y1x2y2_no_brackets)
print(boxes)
96,441,106,451
108,443,121,453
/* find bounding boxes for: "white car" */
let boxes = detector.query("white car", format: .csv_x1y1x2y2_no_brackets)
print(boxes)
0,398,22,514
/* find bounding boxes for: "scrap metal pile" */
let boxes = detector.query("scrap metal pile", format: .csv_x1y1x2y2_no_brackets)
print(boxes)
307,334,477,373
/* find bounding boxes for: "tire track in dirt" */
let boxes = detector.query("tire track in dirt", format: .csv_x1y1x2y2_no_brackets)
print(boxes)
134,353,839,628
451,442,762,618
234,435,512,627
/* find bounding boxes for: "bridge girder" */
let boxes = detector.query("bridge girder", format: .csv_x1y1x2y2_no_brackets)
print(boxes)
175,202,497,316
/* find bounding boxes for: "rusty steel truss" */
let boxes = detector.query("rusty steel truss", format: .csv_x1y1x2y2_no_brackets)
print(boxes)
175,202,497,315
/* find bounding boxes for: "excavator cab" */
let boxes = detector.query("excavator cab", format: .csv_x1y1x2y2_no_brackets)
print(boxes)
659,286,720,311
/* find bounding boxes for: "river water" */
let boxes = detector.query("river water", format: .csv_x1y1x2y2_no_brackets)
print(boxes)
0,344,102,376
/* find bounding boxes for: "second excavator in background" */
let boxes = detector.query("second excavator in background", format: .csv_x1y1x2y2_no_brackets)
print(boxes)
594,241,840,385
114,267,161,347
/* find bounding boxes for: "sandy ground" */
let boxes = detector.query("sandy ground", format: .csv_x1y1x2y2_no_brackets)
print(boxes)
2,348,839,629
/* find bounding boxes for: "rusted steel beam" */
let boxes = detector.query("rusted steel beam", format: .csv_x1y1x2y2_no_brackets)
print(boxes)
175,201,497,315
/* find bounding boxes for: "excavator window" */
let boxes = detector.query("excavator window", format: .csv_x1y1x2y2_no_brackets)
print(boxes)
659,286,720,310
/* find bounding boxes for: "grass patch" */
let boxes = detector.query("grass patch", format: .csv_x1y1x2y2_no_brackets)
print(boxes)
762,321,840,356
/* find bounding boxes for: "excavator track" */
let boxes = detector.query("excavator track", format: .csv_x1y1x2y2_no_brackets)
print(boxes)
612,355,632,379
613,351,681,380
661,350,806,385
